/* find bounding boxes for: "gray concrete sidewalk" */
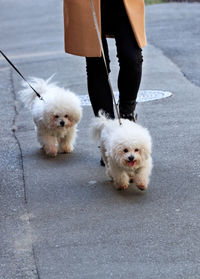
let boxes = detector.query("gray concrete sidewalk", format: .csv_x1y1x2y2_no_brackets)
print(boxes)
0,1,200,278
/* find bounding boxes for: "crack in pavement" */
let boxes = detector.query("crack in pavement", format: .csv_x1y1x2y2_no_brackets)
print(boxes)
10,69,27,204
9,68,41,279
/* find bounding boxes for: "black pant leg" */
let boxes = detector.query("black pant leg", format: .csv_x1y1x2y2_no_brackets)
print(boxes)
114,2,143,115
85,0,114,118
85,39,114,118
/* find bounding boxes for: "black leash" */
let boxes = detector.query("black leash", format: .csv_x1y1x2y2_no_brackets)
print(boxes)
0,49,43,101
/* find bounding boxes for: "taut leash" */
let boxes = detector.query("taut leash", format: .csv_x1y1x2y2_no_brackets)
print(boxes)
89,0,122,126
0,49,43,101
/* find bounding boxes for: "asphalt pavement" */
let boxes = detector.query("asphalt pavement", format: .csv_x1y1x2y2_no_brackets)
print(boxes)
0,1,200,278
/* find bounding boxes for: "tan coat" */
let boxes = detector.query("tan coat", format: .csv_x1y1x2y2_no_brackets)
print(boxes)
63,0,147,57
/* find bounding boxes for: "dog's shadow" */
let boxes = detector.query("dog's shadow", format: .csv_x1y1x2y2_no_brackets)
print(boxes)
26,149,150,203
103,180,148,201
26,147,82,168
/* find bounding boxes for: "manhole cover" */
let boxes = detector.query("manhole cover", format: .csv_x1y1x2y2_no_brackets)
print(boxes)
80,90,172,106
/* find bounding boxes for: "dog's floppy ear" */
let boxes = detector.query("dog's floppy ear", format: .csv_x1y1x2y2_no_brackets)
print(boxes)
141,146,151,160
141,134,152,160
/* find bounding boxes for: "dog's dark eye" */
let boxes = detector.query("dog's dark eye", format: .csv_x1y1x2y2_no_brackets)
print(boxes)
55,115,59,118
64,115,68,118
135,148,139,152
123,148,128,153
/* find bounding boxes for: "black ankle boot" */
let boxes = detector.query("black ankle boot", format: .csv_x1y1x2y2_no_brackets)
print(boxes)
119,100,137,122
120,112,137,122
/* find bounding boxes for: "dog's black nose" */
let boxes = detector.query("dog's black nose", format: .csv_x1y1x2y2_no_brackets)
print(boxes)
128,155,134,161
60,120,65,127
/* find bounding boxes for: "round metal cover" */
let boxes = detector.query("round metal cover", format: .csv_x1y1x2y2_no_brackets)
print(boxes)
79,90,172,106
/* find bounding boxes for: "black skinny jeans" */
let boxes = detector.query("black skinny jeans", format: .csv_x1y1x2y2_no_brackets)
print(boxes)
86,0,143,118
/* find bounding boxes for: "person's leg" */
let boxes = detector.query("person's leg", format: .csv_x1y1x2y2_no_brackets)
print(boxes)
85,0,115,118
114,1,143,120
86,1,115,166
85,36,114,118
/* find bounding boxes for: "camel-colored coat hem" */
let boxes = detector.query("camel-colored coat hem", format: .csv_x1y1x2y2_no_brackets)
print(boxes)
63,0,147,57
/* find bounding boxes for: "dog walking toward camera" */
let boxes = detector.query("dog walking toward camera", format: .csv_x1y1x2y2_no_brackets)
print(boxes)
92,112,153,191
18,77,82,157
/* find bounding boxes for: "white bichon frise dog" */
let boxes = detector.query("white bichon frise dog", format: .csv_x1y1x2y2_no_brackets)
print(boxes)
18,77,82,156
92,113,153,191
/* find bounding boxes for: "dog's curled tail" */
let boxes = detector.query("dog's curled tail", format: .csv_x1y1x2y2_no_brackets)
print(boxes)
91,111,109,142
18,75,55,109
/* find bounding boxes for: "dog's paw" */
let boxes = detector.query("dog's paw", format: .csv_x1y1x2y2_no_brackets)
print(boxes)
136,184,147,191
60,144,73,154
44,145,58,157
117,184,129,191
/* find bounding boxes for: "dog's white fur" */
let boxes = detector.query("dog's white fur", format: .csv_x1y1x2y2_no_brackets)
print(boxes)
18,77,82,156
92,113,152,190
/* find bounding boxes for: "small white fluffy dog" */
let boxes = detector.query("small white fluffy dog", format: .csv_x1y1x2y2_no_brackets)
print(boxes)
18,77,82,156
92,113,152,191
